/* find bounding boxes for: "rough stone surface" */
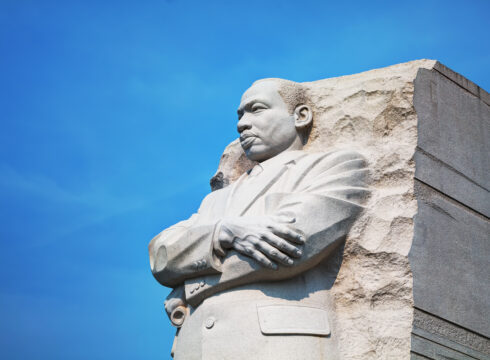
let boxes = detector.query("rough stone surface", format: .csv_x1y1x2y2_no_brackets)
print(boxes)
211,60,490,359
154,59,489,359
213,60,440,359
210,139,257,191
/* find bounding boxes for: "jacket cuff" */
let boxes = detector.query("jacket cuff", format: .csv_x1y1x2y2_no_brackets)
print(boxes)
211,220,226,257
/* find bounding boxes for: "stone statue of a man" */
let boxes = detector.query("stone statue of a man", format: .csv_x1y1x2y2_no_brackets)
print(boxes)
149,78,369,360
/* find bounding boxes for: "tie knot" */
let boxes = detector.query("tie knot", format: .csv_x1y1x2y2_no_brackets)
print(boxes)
249,164,263,177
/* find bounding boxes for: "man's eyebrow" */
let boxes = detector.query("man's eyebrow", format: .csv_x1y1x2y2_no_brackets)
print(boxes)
237,98,268,113
237,100,252,114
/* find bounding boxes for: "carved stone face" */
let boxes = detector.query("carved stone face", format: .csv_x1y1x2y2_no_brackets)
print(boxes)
237,81,299,162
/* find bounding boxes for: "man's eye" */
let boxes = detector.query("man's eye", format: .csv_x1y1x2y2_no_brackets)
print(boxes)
251,104,266,112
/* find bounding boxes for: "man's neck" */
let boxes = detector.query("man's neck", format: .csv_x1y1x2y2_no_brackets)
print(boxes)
259,136,304,164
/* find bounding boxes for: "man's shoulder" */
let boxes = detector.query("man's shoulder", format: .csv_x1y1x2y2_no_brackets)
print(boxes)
289,149,369,196
199,182,232,211
293,148,367,171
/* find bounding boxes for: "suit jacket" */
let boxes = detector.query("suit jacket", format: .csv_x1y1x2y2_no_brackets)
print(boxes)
149,149,369,360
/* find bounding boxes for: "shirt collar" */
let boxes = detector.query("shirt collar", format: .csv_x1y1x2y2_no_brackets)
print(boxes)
261,150,305,167
248,150,305,176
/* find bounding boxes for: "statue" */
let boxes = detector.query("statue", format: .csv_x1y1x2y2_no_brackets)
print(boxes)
149,78,369,359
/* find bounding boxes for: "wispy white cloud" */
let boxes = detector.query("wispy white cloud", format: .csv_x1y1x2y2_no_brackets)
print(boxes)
0,162,211,247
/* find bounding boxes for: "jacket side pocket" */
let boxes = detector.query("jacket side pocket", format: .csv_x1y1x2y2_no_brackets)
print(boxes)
256,303,330,336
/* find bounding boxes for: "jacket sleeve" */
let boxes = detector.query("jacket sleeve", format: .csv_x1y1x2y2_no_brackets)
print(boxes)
149,193,223,288
184,150,370,306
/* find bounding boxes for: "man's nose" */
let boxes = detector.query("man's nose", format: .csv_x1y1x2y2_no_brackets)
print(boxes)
237,115,252,133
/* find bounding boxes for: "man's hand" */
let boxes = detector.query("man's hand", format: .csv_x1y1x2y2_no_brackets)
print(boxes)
214,216,305,269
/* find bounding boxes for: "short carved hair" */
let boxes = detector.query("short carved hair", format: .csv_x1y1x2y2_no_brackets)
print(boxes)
253,78,309,114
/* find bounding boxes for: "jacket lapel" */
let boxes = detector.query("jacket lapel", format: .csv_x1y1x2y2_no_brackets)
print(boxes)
226,151,306,216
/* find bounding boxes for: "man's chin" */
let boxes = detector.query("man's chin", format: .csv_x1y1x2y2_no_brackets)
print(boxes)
243,147,270,162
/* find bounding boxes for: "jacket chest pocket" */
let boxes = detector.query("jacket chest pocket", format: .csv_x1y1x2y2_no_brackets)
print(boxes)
256,303,331,336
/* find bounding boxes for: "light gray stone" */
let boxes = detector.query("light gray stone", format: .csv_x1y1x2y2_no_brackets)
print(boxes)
432,62,489,106
411,334,485,360
150,79,370,360
414,66,490,216
148,60,489,360
412,309,490,356
410,181,490,338
411,61,490,351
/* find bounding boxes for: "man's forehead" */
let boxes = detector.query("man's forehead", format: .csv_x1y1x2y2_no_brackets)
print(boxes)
239,81,281,107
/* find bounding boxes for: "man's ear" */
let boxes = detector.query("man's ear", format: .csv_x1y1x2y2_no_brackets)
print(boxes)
294,104,313,130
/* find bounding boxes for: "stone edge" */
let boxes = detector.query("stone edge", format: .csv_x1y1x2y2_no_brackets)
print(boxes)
410,61,490,359
433,61,490,106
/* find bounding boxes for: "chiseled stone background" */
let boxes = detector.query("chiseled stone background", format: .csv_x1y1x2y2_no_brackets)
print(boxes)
211,60,490,360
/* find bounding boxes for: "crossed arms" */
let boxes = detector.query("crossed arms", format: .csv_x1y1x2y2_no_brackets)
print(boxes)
149,150,369,317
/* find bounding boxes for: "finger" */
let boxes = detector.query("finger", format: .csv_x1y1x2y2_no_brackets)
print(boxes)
268,225,305,245
270,215,296,224
255,240,295,266
251,249,279,270
234,243,278,270
261,232,302,258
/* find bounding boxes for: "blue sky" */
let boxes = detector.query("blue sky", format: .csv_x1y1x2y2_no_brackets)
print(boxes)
0,1,489,359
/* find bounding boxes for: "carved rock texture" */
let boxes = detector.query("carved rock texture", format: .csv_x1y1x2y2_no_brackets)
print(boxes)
210,139,257,191
212,60,439,359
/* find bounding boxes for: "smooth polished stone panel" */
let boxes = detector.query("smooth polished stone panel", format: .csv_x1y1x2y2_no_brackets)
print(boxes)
414,66,490,216
410,181,490,338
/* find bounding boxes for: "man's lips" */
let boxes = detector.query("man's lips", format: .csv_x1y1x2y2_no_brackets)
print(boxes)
240,135,257,150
